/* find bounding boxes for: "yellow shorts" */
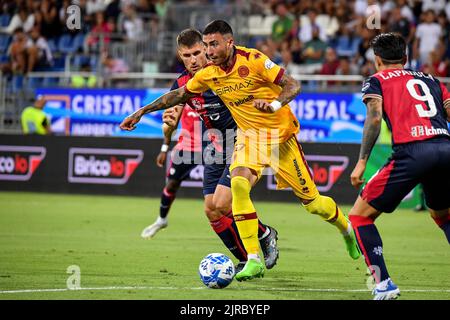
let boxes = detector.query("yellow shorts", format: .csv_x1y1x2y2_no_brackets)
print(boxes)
230,134,319,201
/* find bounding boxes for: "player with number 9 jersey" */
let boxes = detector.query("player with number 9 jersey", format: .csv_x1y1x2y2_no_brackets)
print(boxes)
362,68,450,144
349,33,450,300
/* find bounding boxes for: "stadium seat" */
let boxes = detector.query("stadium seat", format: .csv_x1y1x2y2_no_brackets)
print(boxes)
89,55,98,71
47,38,58,53
246,15,277,36
11,74,24,91
42,77,60,88
58,34,75,54
0,34,11,53
52,55,66,71
0,14,10,27
72,33,86,53
0,54,9,63
72,55,90,69
336,35,362,57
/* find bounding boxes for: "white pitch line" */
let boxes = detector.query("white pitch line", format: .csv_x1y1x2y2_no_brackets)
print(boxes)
1,286,449,294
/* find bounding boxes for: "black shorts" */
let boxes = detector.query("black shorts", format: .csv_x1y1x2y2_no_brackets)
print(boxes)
361,137,450,212
203,162,231,196
167,149,202,182
202,145,232,196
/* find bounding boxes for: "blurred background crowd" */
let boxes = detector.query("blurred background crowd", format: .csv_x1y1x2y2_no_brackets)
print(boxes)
0,0,449,85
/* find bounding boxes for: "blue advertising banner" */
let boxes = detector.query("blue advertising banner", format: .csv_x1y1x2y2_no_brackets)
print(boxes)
36,88,168,137
290,92,366,143
36,88,367,143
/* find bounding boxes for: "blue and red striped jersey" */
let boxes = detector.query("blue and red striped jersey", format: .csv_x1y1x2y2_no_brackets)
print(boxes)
171,70,237,152
362,68,450,145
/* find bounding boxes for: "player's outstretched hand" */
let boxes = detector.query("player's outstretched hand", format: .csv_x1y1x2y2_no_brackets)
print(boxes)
120,114,141,131
253,99,274,113
350,160,367,189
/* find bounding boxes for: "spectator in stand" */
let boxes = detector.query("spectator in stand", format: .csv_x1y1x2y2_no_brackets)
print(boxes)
121,4,144,42
27,26,53,72
299,8,327,43
87,11,112,52
322,1,339,40
397,0,415,23
319,47,339,76
422,0,446,15
102,51,130,87
71,62,97,88
155,0,170,20
2,26,53,74
271,2,294,44
39,0,61,40
356,27,375,66
301,25,327,73
437,11,450,41
414,10,442,67
421,47,448,77
85,0,106,15
286,17,300,43
280,45,301,75
102,51,129,74
335,24,361,58
335,56,359,89
105,0,121,23
260,38,283,65
5,27,52,74
336,56,359,77
389,5,414,44
1,5,34,34
290,37,303,65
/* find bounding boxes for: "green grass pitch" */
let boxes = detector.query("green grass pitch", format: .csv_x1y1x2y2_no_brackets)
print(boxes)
0,191,449,300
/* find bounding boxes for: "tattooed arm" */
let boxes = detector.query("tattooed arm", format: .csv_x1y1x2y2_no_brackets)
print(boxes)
350,98,383,189
120,87,196,131
276,73,301,106
253,73,301,113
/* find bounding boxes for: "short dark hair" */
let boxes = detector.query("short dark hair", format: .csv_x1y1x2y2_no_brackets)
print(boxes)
371,32,406,64
176,28,203,48
203,20,233,36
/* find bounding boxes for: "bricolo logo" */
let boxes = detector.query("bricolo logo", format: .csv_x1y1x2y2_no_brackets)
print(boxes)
68,148,143,185
267,155,349,192
0,146,46,181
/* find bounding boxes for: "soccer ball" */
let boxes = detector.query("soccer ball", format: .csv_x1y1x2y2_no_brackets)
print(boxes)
198,253,235,289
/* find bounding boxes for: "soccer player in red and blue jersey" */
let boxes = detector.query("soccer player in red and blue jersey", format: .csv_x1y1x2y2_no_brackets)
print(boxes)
349,33,450,300
141,85,203,239
140,29,279,271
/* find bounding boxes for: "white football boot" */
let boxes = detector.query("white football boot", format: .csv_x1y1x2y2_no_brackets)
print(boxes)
141,217,168,239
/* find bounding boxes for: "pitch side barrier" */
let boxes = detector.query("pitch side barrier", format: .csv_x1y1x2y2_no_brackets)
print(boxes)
0,134,360,204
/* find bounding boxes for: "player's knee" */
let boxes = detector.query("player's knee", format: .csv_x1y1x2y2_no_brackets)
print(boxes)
231,176,251,197
204,204,222,221
165,179,181,193
213,199,231,216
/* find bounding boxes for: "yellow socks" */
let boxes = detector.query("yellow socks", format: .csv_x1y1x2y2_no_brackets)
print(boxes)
231,176,260,255
303,195,350,235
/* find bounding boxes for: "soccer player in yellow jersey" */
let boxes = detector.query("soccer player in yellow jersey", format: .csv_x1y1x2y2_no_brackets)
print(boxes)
120,20,360,282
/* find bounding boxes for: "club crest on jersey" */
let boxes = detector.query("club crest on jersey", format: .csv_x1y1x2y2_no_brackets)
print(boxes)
191,99,202,110
362,81,370,92
264,59,275,70
212,77,219,85
238,66,249,78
